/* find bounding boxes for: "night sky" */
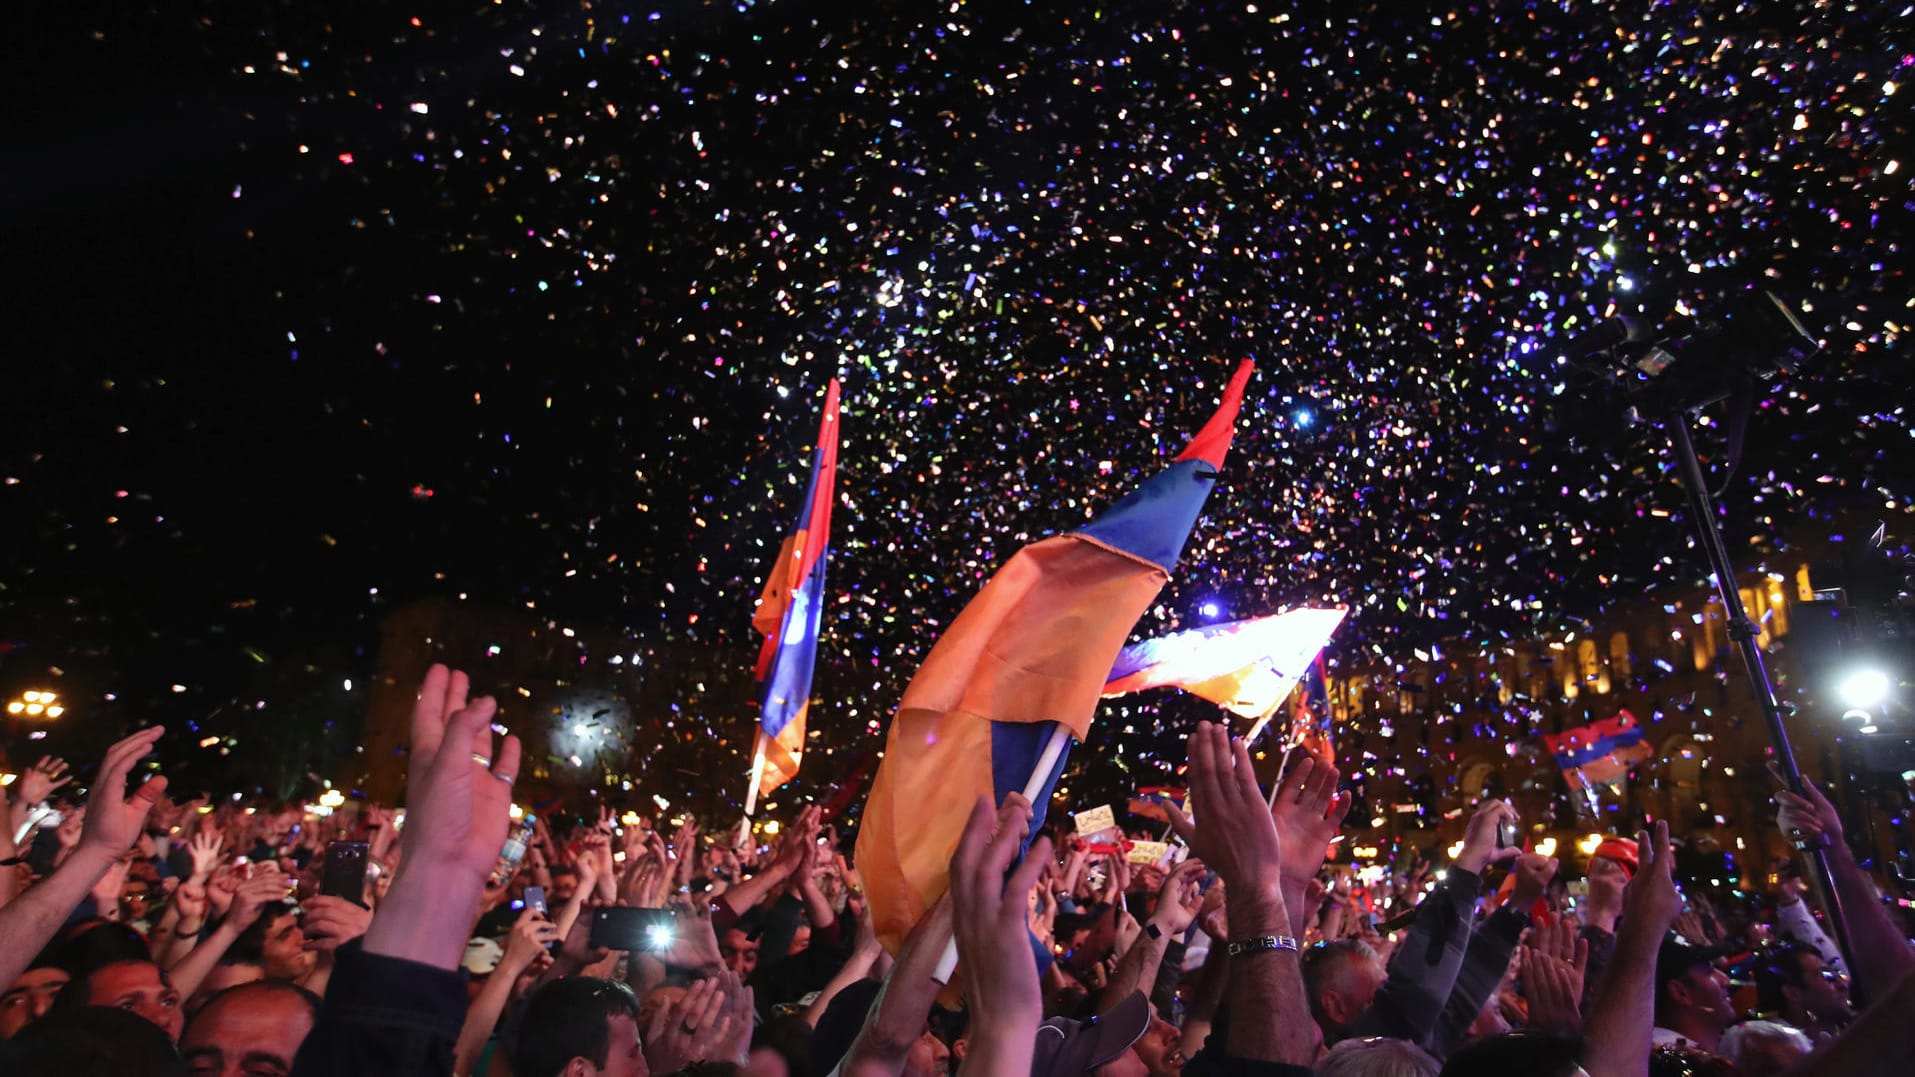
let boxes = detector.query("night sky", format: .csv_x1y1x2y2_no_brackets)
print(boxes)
3,1,1909,810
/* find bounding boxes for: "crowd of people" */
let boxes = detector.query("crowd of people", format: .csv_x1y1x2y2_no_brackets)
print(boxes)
2,663,1912,1076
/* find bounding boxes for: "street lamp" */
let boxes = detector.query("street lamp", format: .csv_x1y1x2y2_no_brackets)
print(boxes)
1838,668,1892,710
6,690,64,719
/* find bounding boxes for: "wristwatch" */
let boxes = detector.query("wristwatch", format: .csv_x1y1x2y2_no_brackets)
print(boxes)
1227,935,1300,958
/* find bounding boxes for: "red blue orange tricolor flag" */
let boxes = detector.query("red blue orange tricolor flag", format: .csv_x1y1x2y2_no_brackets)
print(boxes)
750,378,841,799
1540,709,1653,792
1102,607,1348,743
856,360,1253,953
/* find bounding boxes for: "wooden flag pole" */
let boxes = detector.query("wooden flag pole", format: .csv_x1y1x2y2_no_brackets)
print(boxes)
931,722,1074,984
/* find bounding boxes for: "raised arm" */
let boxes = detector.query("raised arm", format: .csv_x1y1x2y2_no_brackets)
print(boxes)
1776,776,1914,1003
950,793,1051,1077
1581,820,1680,1077
838,887,958,1077
292,664,522,1077
1166,721,1315,1067
1345,798,1514,1044
1268,751,1353,927
1098,858,1204,1011
454,908,557,1077
0,729,167,992
169,866,291,999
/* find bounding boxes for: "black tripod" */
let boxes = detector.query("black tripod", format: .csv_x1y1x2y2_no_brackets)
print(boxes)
1662,411,1856,969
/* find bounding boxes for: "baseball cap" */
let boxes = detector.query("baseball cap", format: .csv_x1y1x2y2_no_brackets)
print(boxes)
462,937,505,976
1031,990,1150,1076
1594,837,1640,878
1655,934,1732,994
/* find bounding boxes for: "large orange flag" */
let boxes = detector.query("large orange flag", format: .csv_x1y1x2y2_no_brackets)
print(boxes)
856,361,1253,952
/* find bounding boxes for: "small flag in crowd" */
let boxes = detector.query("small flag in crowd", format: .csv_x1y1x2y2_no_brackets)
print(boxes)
856,360,1253,954
1541,709,1654,792
749,379,841,798
1126,787,1188,825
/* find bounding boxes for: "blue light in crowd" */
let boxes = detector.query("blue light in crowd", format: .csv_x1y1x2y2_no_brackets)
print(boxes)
1293,409,1314,428
1200,601,1222,619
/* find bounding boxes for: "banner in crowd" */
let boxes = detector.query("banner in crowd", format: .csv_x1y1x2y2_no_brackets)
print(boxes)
856,360,1253,954
1541,708,1654,792
750,378,842,798
1102,606,1348,742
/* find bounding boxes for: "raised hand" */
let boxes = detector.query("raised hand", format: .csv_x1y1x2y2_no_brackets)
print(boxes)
207,863,239,919
173,876,210,926
396,665,521,881
303,895,375,953
497,906,561,974
1149,858,1207,936
78,728,169,862
1455,798,1521,875
1775,772,1846,850
1268,751,1352,894
950,793,1052,1077
658,911,727,975
230,865,290,929
1164,722,1285,897
573,842,602,897
710,971,755,1067
1623,820,1681,934
90,857,132,918
1509,852,1560,909
16,756,72,806
1520,916,1590,1036
55,810,85,851
186,832,224,882
643,976,734,1075
1674,907,1715,947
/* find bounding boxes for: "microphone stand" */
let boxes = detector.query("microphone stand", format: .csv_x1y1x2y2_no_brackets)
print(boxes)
1662,409,1857,972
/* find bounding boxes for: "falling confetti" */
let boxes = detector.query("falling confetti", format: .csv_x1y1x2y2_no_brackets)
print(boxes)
3,1,1908,816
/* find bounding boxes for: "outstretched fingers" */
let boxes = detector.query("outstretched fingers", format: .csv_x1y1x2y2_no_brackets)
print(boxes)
1274,752,1317,808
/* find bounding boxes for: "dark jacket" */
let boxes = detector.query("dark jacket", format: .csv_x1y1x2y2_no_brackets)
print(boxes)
1428,903,1528,1056
290,941,466,1077
1339,867,1483,1046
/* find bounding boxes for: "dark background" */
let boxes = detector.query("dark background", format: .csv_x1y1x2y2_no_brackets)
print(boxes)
2,1,1907,813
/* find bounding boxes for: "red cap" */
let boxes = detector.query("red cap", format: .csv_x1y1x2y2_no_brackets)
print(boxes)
1594,837,1639,879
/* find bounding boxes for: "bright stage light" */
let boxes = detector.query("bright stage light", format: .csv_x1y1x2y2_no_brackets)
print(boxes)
1838,669,1891,709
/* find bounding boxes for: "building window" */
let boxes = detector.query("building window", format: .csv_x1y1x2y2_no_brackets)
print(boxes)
1577,638,1608,693
1609,632,1633,680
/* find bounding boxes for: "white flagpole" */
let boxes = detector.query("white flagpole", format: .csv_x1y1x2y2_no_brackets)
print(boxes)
931,722,1074,984
743,729,770,826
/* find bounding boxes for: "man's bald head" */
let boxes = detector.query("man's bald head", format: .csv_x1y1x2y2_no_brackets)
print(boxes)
180,980,319,1077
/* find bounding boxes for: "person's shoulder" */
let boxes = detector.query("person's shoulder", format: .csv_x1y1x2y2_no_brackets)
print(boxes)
1651,1026,1692,1047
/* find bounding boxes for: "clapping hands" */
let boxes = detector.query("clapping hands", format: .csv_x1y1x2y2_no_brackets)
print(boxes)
1164,722,1285,900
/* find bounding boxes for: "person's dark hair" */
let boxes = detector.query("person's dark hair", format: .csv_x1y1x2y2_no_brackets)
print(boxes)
1438,1031,1583,1077
180,979,320,1044
1754,943,1815,1013
14,1004,185,1077
753,1012,814,1074
48,919,151,978
50,959,166,1016
551,864,580,879
228,905,297,966
1301,939,1378,1030
808,978,883,1077
1653,937,1715,1024
511,977,640,1077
